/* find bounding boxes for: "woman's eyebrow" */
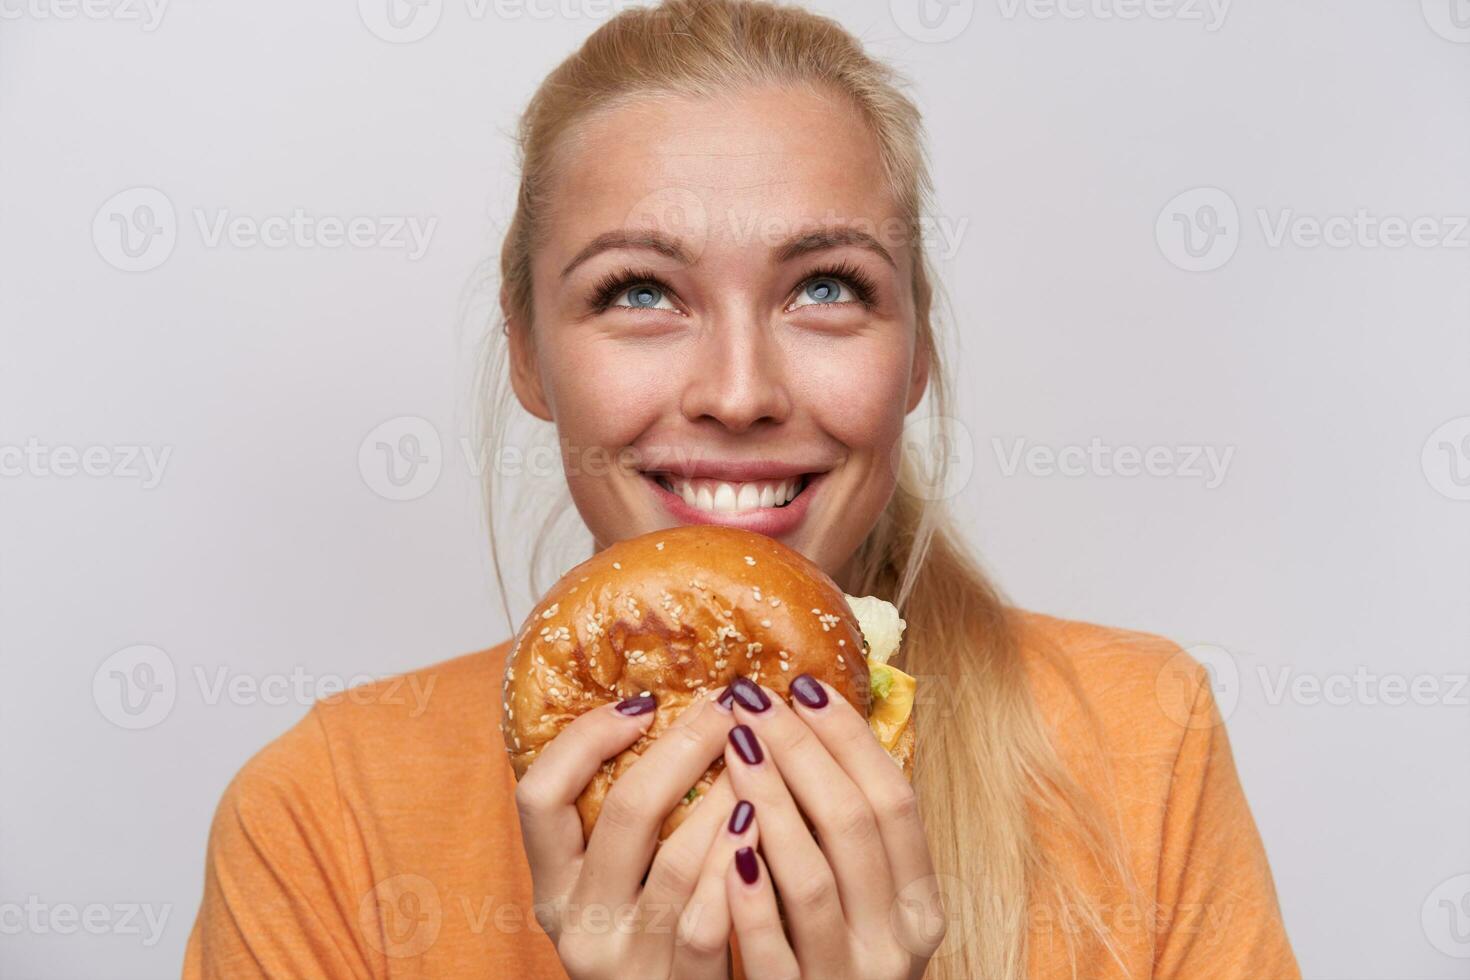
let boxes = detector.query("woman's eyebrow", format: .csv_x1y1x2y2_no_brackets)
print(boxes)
561,230,692,278
774,226,897,269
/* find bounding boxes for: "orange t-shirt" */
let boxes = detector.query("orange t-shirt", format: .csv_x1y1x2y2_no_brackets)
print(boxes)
181,611,1299,979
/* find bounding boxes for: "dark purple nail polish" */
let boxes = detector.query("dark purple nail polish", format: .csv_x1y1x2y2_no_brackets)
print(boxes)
735,846,759,885
615,693,656,716
728,799,754,835
716,685,736,711
790,673,828,709
730,676,771,712
729,724,764,765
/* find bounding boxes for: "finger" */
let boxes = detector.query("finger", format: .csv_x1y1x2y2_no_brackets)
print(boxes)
723,722,847,965
672,796,759,980
726,847,799,980
786,675,935,897
640,769,736,920
728,677,896,932
579,692,735,908
514,694,658,897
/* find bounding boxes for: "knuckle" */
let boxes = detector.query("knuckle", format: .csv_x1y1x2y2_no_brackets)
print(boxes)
830,797,879,842
514,778,551,818
787,867,839,916
675,908,727,958
646,845,701,898
875,781,920,824
596,789,647,835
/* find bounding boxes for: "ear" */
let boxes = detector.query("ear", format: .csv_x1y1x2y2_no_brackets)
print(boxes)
904,331,931,414
503,284,553,422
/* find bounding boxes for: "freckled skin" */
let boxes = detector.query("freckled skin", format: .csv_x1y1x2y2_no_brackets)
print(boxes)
506,85,928,583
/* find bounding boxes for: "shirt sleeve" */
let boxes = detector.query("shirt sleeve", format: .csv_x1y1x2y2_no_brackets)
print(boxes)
1152,669,1300,979
182,708,376,980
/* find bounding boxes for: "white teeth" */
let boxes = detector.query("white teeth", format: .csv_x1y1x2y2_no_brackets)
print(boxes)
669,475,807,514
713,483,738,512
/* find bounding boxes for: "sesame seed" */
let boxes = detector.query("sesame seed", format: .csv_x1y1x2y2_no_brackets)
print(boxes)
770,597,781,607
744,556,756,566
541,604,559,619
760,619,771,628
612,562,621,570
655,541,665,550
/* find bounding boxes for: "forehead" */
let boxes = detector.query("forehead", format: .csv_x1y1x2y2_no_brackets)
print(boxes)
541,85,902,261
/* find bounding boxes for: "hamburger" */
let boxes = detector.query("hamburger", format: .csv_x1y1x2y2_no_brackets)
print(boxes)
499,524,917,842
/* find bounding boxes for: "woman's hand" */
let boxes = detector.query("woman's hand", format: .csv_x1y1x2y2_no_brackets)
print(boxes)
513,691,759,980
720,675,946,980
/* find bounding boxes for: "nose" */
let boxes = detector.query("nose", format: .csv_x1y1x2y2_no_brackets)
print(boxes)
678,312,792,434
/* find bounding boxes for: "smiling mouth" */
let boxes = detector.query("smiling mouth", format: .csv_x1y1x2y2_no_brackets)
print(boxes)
647,474,811,513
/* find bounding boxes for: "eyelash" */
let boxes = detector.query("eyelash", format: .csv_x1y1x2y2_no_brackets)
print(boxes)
587,260,879,313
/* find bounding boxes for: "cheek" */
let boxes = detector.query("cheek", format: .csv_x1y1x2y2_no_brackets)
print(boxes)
538,333,677,459
787,333,913,460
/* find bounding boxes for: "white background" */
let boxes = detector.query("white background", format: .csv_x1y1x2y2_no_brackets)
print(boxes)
2,1,1468,976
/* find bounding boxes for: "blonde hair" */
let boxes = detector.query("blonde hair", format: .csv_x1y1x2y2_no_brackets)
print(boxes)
480,2,1129,976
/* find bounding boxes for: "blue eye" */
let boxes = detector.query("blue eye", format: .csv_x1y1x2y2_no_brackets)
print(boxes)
614,284,676,310
793,277,853,307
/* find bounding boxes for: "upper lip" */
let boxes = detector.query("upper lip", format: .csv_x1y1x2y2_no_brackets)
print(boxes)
638,458,829,482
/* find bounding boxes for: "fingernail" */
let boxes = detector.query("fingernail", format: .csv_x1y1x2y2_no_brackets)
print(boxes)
735,846,759,885
729,724,764,765
728,799,754,835
615,692,656,716
716,685,736,712
790,673,828,709
729,676,771,713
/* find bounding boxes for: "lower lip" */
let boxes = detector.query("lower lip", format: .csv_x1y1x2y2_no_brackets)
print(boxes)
644,473,822,537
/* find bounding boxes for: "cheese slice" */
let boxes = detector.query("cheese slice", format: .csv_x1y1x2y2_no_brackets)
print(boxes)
866,658,917,751
843,593,915,752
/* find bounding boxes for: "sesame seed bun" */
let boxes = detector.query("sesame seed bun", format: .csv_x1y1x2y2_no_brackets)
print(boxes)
499,524,911,843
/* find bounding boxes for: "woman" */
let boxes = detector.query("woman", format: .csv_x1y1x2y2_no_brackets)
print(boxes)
183,2,1298,977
